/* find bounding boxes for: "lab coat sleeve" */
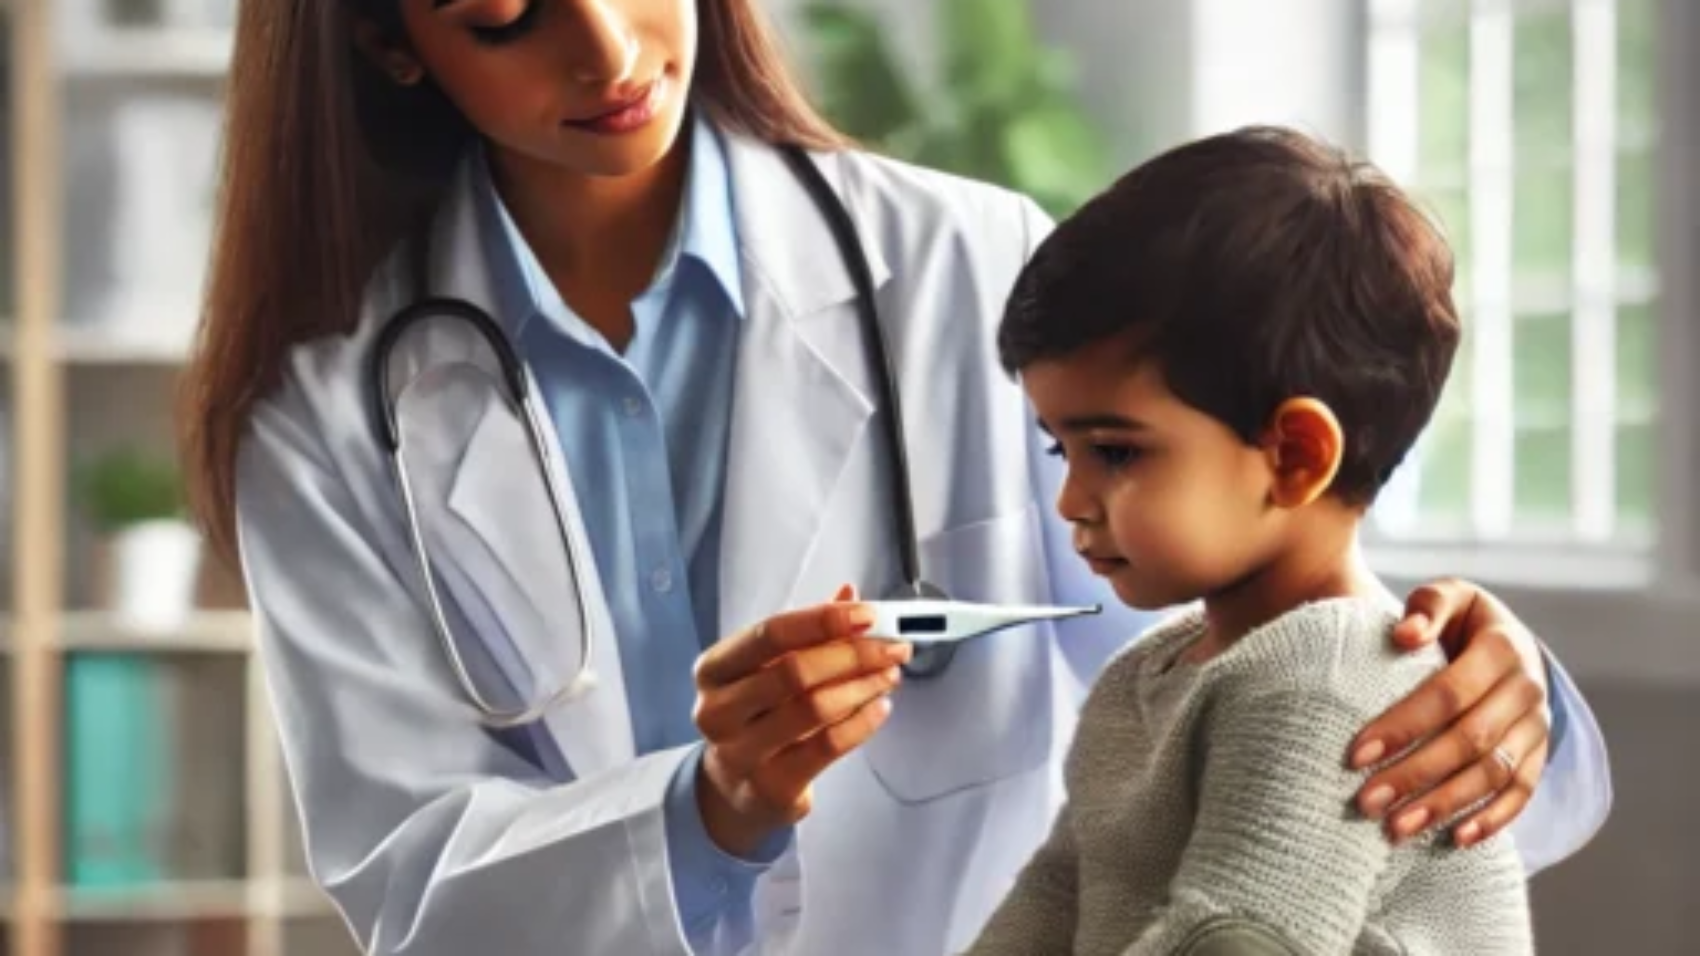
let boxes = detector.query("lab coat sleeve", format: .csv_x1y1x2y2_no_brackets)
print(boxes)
1507,649,1613,874
1002,194,1611,872
235,393,696,956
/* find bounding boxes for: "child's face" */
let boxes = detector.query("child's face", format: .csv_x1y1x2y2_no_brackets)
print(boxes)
396,0,696,179
1022,348,1284,611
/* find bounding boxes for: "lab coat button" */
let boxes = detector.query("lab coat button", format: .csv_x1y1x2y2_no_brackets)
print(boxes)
651,566,674,592
623,396,643,417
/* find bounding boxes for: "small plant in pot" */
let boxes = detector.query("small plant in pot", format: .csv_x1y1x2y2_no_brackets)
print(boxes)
73,447,203,634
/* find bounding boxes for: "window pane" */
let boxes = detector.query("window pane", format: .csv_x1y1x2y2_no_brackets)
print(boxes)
1618,0,1657,135
1419,25,1471,172
1513,161,1573,277
1417,414,1472,523
1421,188,1471,276
1616,419,1655,532
1616,301,1657,415
1513,10,1573,156
1514,426,1572,522
1617,147,1655,273
1514,313,1572,423
1441,310,1474,408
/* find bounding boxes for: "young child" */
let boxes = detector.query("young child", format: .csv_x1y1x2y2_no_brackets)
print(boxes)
963,127,1534,955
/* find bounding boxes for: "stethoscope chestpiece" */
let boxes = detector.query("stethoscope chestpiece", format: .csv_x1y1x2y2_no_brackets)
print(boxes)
883,580,957,679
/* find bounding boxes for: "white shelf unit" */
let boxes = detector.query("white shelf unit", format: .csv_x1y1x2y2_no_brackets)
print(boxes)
1,4,358,956
60,28,231,80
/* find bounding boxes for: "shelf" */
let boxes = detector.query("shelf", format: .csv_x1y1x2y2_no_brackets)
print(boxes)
0,879,333,923
0,321,195,365
59,610,254,654
0,611,254,655
61,28,232,81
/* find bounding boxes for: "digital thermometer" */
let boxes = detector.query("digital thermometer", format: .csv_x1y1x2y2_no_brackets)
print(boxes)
861,599,1103,644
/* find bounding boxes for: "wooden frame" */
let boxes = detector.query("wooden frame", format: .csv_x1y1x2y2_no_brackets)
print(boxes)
1,4,348,955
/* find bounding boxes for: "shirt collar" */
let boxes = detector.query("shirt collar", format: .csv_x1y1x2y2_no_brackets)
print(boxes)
676,114,745,318
471,112,746,345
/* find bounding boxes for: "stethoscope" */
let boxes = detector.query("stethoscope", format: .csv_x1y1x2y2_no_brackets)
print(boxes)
371,144,960,729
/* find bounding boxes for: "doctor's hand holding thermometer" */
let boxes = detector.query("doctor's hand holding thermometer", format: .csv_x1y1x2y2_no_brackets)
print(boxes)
692,589,1100,857
179,0,1611,954
690,586,913,857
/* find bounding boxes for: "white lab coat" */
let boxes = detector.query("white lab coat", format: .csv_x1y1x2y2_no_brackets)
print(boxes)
234,131,1611,956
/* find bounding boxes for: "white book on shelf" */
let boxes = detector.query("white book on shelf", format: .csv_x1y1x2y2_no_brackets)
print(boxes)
105,92,221,347
61,88,221,350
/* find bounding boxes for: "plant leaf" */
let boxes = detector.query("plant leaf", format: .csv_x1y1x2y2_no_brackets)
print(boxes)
798,3,921,143
1003,106,1109,216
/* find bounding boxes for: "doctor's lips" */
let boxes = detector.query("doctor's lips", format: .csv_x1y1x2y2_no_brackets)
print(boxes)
563,77,666,135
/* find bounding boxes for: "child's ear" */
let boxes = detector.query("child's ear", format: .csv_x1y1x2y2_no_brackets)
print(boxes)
352,18,426,87
1259,398,1344,509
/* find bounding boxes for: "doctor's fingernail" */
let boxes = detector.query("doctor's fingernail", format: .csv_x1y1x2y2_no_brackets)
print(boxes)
1361,784,1396,817
886,642,913,664
1456,822,1481,846
1393,806,1430,839
1352,740,1386,767
846,605,876,628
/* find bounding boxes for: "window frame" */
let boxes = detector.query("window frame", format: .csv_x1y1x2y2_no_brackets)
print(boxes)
1359,0,1696,596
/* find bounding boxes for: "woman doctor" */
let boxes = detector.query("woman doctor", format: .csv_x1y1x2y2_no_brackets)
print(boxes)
180,1,1611,954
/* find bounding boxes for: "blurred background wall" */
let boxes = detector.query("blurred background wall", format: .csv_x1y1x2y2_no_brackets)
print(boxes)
1,0,1694,953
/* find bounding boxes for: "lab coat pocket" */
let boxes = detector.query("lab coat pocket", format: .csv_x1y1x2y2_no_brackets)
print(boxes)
859,501,1056,805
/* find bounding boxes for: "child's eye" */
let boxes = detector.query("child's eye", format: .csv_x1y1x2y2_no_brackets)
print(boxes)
1092,444,1142,469
1044,440,1066,460
470,1,541,46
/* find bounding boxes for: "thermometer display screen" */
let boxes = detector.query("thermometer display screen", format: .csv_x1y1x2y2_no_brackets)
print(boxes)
897,615,948,634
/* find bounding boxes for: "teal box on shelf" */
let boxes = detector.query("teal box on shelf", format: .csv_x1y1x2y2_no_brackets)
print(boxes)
63,652,170,888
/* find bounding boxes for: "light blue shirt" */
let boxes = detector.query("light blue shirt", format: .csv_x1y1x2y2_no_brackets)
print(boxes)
473,115,782,945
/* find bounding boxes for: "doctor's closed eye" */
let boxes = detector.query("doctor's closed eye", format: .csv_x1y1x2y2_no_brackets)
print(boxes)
438,0,543,46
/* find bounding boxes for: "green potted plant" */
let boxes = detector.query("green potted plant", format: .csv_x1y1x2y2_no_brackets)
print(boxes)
73,447,202,633
799,0,1110,219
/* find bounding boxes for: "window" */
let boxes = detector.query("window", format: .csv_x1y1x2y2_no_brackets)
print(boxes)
1364,0,1659,557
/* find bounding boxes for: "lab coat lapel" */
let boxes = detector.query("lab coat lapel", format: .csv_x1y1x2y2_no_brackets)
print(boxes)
716,136,894,637
422,161,636,779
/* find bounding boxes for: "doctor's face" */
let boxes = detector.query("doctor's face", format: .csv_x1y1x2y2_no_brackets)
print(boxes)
391,0,696,179
1023,348,1281,611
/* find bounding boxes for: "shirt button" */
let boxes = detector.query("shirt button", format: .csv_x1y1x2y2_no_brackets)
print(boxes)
623,396,643,417
650,566,674,593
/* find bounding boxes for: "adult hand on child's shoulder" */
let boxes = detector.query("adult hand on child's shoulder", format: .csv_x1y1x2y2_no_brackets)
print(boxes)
1346,578,1549,850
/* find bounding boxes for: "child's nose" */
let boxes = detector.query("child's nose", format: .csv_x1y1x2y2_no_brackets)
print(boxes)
1054,471,1103,527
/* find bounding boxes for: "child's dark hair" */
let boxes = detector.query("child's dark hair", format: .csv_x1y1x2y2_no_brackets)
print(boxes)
999,125,1461,504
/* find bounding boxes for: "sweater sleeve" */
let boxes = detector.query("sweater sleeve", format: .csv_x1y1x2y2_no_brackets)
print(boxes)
1125,688,1392,956
960,801,1080,956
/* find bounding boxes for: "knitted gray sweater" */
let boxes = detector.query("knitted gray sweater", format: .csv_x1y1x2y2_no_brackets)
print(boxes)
964,596,1534,955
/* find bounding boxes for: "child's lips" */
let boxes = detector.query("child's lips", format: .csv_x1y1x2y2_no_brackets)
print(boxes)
1082,553,1128,574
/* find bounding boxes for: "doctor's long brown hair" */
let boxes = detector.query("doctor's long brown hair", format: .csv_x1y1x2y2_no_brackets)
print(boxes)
179,0,847,567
